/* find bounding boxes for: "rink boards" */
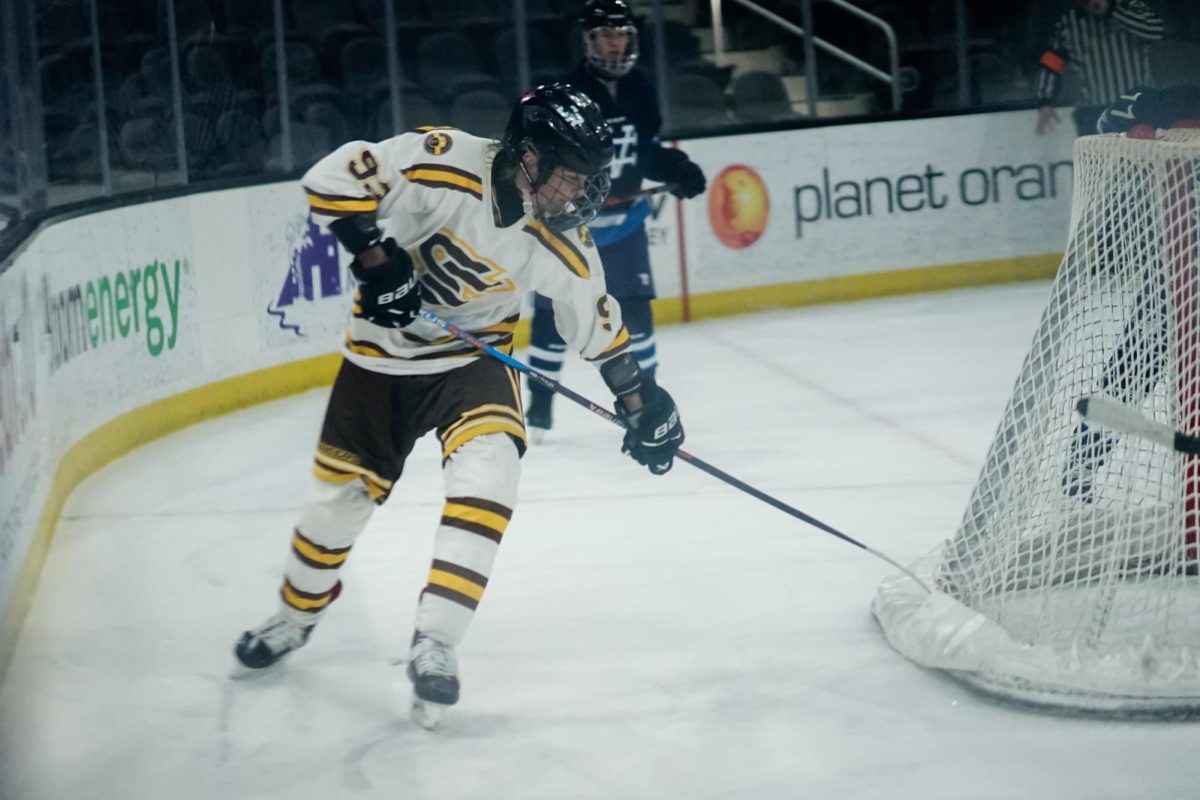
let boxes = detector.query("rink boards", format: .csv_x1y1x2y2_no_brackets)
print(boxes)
0,106,1077,673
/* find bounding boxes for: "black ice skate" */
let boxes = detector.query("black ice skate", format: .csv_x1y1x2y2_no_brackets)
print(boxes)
407,632,459,729
525,390,553,444
234,614,314,670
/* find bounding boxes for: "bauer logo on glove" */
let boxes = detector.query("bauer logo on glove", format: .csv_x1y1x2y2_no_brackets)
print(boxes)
619,386,685,475
350,239,422,329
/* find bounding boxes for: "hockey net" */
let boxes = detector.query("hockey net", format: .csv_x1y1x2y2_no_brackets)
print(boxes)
873,126,1200,715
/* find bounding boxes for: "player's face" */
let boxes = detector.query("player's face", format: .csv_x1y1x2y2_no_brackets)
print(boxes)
1083,0,1110,15
593,27,632,60
534,166,589,214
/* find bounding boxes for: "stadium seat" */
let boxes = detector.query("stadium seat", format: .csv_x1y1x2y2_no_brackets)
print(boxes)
449,89,510,139
416,31,503,99
640,19,702,66
165,0,217,45
186,44,233,91
970,51,1029,105
119,116,177,171
867,3,927,52
139,47,176,102
425,0,500,26
303,102,352,149
667,73,727,131
267,122,332,171
49,122,102,182
373,93,448,137
339,35,389,89
493,26,561,95
259,41,325,93
37,0,88,52
294,2,366,45
215,109,267,173
731,71,794,123
360,0,431,27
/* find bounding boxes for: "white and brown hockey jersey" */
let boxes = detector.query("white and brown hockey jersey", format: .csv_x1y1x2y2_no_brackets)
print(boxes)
302,128,632,375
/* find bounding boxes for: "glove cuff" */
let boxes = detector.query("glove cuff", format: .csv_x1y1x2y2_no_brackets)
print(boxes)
351,239,410,285
600,351,644,403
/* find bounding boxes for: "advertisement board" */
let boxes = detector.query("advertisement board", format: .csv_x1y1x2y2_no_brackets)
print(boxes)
678,110,1077,296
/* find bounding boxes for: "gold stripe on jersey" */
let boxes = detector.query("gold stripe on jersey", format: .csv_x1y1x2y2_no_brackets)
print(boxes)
291,529,351,569
344,335,391,358
401,164,483,200
425,559,489,609
587,325,632,361
281,579,339,613
345,333,515,362
441,406,526,459
312,445,393,499
505,365,523,417
523,221,590,279
442,403,523,442
443,419,526,461
400,315,518,347
441,497,514,544
303,188,380,217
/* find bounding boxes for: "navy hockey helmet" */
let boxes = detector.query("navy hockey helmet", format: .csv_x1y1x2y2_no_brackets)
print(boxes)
579,0,639,79
502,83,613,230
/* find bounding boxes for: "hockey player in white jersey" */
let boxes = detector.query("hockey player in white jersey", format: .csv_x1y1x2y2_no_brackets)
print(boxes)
232,84,686,729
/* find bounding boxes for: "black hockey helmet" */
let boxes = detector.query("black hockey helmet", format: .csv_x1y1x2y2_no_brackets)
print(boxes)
579,0,639,78
502,83,613,230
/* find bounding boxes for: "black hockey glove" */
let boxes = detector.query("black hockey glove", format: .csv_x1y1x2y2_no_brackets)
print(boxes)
618,385,685,475
647,147,706,199
1097,86,1200,134
350,239,421,329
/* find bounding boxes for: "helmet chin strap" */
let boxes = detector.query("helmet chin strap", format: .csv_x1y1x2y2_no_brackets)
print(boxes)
517,160,538,217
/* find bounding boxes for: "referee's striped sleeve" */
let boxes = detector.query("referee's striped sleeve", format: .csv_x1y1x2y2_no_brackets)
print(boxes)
1034,17,1071,102
1112,0,1165,41
1035,6,1156,107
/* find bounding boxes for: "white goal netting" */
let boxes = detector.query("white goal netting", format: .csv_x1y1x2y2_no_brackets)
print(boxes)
873,127,1200,715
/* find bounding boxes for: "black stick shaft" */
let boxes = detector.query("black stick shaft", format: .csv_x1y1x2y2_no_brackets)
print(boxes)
419,310,930,591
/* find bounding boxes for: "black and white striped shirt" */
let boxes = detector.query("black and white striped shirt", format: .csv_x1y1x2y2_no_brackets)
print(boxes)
1035,0,1165,105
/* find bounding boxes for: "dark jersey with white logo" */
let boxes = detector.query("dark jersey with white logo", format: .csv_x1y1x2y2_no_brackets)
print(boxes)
563,61,662,204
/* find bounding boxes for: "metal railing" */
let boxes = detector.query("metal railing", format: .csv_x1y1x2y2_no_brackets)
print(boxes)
710,0,902,115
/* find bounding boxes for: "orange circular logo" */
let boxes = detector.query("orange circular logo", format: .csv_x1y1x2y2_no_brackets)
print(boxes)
708,165,769,249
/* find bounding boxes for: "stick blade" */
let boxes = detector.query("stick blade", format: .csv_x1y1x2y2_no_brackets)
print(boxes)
1076,394,1179,451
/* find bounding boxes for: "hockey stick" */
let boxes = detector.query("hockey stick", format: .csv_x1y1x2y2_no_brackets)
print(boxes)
1076,395,1200,454
604,184,674,207
419,309,932,593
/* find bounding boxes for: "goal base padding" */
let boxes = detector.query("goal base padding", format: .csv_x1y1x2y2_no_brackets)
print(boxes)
873,550,1200,717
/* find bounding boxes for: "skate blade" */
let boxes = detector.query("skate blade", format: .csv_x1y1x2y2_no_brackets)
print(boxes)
228,656,288,680
410,697,449,730
229,661,276,680
529,427,548,445
229,661,261,680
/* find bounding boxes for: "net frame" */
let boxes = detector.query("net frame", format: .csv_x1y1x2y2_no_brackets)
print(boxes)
873,126,1200,716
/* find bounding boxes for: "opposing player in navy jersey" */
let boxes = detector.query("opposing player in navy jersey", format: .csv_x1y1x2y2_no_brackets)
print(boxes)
524,0,706,440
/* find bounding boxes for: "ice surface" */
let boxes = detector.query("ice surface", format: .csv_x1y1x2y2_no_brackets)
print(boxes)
2,283,1193,800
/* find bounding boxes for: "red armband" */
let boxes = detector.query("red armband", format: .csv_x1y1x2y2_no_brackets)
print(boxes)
1040,50,1066,74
